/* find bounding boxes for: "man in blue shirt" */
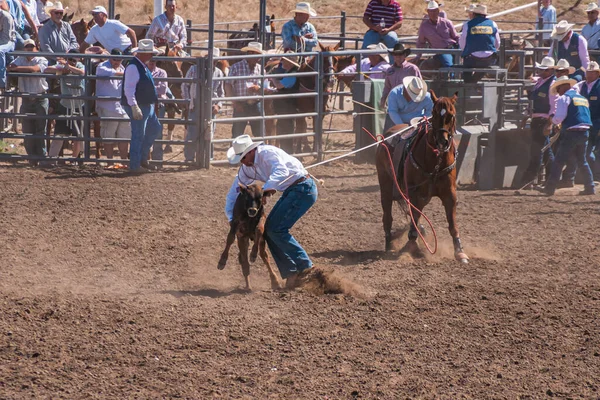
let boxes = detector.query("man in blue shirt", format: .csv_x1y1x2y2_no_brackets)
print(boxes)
384,76,433,132
281,2,318,52
459,4,500,83
540,0,556,46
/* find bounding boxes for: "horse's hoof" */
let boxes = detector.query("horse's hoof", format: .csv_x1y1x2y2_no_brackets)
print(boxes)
270,279,282,290
217,259,227,270
455,252,469,264
249,253,257,263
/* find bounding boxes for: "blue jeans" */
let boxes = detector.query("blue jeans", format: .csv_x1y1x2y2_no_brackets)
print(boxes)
123,103,162,170
150,104,165,161
0,41,15,88
361,30,399,49
462,54,498,83
14,31,24,51
546,130,594,193
264,178,317,279
434,53,453,68
21,98,48,161
561,125,598,182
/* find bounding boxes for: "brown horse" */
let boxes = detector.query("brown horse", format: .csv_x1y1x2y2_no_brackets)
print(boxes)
375,91,469,263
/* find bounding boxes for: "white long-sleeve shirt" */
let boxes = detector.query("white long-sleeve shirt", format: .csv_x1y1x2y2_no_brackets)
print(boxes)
123,58,144,107
552,89,591,130
224,145,308,221
548,34,590,70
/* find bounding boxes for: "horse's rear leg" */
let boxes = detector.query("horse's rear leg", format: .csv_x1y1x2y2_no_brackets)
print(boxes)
164,107,174,153
376,149,394,252
295,117,307,154
237,235,251,291
404,193,427,258
441,192,469,264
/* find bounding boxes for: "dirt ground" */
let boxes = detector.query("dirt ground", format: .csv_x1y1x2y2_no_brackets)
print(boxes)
0,161,599,399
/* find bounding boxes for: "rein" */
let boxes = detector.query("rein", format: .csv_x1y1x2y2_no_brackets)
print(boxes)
408,119,458,182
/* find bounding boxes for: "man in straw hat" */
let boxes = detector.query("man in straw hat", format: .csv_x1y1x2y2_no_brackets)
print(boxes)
362,0,403,49
281,2,318,52
80,5,137,54
459,4,500,83
521,56,557,188
225,41,266,139
38,2,78,56
384,75,433,131
582,3,600,55
549,20,589,82
121,38,163,172
543,75,596,195
465,4,476,21
338,42,390,86
540,0,556,46
416,0,459,70
224,134,318,289
380,42,421,108
146,0,187,54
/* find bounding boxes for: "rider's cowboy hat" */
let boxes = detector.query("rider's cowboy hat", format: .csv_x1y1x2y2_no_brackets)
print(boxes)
586,3,599,12
403,76,428,103
46,1,68,13
472,4,488,15
550,20,575,40
240,42,264,54
90,5,107,15
291,2,317,17
535,56,556,69
388,42,411,57
550,75,577,95
200,47,221,58
553,58,576,74
227,135,264,164
586,61,600,72
426,1,440,10
367,43,390,63
131,39,161,55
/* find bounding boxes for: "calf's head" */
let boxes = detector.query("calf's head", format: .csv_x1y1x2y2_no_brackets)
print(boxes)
239,183,264,218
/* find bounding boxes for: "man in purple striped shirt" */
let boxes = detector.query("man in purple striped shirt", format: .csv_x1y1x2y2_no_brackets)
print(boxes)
362,0,403,49
415,1,459,70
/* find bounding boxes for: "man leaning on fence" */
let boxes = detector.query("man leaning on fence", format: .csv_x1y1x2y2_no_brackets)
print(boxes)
338,42,390,87
540,0,556,47
416,1,459,70
226,41,265,139
459,4,500,84
37,2,78,57
549,20,589,82
281,2,318,53
81,6,137,54
582,3,600,61
7,39,48,166
0,5,15,92
362,0,403,49
146,0,187,54
380,43,421,108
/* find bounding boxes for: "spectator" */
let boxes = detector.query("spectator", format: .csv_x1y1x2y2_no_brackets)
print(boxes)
36,0,49,24
380,43,421,108
421,0,446,19
2,0,25,49
0,6,16,91
582,3,600,58
384,76,433,131
281,2,318,52
543,75,595,196
338,42,390,88
146,57,168,163
540,0,556,46
95,48,130,162
269,53,301,153
21,0,37,37
182,47,224,162
549,20,589,82
37,2,78,56
521,56,556,188
362,0,403,49
146,0,187,54
465,4,476,21
45,49,85,163
225,41,265,138
6,38,48,165
121,39,162,172
416,1,459,70
459,4,500,83
80,6,137,54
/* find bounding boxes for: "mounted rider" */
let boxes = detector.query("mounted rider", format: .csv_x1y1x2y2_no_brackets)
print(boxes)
384,76,433,132
281,2,318,53
146,0,187,55
548,20,589,82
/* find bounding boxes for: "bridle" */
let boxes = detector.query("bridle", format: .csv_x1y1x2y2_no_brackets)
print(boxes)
428,105,456,156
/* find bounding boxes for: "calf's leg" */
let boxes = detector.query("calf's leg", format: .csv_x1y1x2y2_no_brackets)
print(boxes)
237,234,251,291
218,223,237,270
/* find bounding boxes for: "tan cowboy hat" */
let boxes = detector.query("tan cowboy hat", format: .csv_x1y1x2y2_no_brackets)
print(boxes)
427,1,440,10
46,1,68,13
511,35,525,47
550,20,575,40
403,76,428,103
227,135,264,164
472,4,488,15
281,54,300,68
291,2,317,17
200,47,221,58
586,61,600,72
240,41,264,54
550,75,577,95
366,43,390,63
465,3,476,12
131,38,161,55
535,56,555,70
586,3,599,12
554,58,576,74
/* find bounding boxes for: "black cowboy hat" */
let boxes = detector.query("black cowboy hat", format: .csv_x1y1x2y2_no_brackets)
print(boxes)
388,42,411,56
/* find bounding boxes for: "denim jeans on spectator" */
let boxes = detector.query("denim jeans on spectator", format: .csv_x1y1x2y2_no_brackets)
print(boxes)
521,117,555,185
123,103,162,170
434,53,454,68
150,104,165,161
545,130,594,194
21,98,48,161
264,178,317,279
462,54,498,83
232,102,262,138
14,31,25,50
0,41,15,88
361,30,399,49
561,125,599,183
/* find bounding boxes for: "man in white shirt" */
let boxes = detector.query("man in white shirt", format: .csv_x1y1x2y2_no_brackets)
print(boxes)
582,3,600,57
80,6,137,54
146,0,187,53
224,135,317,289
540,0,556,46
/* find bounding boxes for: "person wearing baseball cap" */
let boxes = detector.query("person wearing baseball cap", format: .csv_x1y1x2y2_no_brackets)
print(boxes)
384,76,433,131
548,20,589,82
281,2,318,52
79,5,137,54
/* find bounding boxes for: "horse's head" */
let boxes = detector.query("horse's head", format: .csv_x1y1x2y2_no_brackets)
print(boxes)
238,183,263,218
71,18,91,48
429,90,458,154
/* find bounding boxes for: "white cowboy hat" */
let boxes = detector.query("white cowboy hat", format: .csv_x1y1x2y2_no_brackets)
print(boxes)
472,4,488,15
291,2,317,17
535,56,556,70
366,43,390,63
427,1,440,10
131,39,160,55
46,1,68,13
240,41,264,54
554,58,576,74
403,76,428,103
200,47,220,58
586,61,600,72
586,3,599,12
550,20,575,40
90,5,107,15
227,135,264,164
465,3,476,12
550,75,577,95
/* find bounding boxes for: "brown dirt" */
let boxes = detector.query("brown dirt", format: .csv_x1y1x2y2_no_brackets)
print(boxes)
1,162,600,399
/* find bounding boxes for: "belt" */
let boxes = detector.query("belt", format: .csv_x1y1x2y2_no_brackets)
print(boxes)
567,128,589,132
289,174,310,188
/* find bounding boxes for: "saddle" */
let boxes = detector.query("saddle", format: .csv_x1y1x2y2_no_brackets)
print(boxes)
384,122,427,199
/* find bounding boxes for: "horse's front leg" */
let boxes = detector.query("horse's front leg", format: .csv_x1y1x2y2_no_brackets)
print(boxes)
218,223,237,270
441,190,469,264
376,149,395,252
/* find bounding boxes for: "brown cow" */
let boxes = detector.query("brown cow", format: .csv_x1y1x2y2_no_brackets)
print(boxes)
217,183,281,291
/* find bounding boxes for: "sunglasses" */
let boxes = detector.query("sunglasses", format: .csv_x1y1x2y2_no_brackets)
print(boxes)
53,11,64,15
